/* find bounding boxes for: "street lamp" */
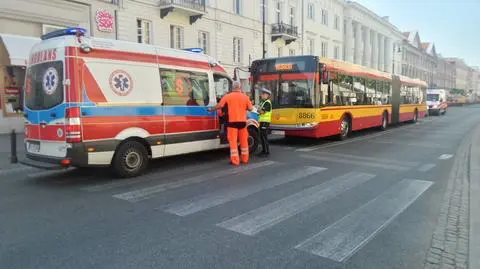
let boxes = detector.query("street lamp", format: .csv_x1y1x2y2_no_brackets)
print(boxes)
262,0,266,59
392,42,402,74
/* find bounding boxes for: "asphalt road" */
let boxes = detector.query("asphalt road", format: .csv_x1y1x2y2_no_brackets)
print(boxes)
1,106,480,269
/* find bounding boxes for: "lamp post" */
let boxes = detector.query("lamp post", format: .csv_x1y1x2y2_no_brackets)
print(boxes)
262,0,266,59
392,42,401,75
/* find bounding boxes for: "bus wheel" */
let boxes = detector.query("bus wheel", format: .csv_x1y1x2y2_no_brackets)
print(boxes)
112,141,149,178
379,112,388,131
337,116,350,140
247,126,259,154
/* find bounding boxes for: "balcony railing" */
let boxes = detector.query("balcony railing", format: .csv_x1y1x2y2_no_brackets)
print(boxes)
98,0,120,5
271,23,299,38
159,0,206,13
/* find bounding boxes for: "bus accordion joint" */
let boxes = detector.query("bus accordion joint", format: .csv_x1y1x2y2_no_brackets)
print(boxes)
320,63,329,84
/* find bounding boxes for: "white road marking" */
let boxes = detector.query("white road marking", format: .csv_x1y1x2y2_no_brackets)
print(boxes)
299,154,411,171
367,140,451,149
113,161,276,203
438,154,453,160
216,172,375,236
417,164,436,172
82,163,217,192
295,179,433,262
317,152,419,167
164,166,326,216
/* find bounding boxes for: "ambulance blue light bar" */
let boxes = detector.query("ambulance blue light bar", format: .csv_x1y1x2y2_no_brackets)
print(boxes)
183,48,204,54
41,27,87,40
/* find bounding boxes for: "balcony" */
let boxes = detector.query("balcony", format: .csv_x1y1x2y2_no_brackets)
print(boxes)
160,0,206,24
271,23,298,44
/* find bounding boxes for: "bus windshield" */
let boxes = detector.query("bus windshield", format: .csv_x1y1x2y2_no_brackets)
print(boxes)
254,78,315,108
251,56,317,108
427,93,440,101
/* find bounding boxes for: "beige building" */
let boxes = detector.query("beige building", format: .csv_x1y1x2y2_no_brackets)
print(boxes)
400,31,437,87
446,58,470,91
0,0,120,133
434,55,456,90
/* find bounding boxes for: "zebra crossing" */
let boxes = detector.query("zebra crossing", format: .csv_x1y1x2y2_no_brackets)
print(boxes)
2,155,434,263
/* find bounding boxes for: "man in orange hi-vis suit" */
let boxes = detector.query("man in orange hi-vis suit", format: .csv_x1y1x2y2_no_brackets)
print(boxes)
208,81,254,165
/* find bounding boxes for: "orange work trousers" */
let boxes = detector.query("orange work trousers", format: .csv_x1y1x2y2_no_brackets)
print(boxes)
227,127,249,165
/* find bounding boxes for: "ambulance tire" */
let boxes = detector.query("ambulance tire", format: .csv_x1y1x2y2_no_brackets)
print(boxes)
112,141,149,178
248,126,259,154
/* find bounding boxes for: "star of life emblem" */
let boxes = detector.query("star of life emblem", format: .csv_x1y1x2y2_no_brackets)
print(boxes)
43,67,58,95
109,70,133,96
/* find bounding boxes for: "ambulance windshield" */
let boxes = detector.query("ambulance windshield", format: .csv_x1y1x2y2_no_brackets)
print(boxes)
25,61,64,110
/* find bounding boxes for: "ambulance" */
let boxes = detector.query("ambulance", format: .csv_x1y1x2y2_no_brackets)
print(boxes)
426,89,448,115
24,28,260,178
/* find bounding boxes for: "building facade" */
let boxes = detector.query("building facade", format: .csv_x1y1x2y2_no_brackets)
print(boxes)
0,0,120,133
434,55,456,90
400,31,437,87
343,2,404,74
446,58,470,91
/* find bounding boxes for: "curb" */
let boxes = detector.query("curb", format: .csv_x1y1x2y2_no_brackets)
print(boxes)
469,125,480,269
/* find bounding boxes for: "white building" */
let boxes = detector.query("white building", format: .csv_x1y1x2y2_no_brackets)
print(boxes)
343,1,404,74
446,58,470,91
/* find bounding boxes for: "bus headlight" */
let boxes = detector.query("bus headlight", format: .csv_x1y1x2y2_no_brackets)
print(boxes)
296,122,318,128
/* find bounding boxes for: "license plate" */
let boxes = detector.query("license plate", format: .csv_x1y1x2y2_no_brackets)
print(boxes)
271,130,285,136
28,141,40,153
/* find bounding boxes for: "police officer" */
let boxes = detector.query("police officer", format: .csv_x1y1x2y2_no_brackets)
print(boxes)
257,88,272,157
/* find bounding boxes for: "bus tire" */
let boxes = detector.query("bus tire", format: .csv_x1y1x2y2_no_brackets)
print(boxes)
379,112,388,131
112,140,149,178
337,115,351,140
247,126,259,154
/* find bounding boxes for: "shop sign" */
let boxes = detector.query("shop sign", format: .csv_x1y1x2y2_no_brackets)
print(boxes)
95,9,115,33
4,87,20,95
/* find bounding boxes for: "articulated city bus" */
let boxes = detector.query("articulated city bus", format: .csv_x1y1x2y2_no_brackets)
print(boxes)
250,56,427,139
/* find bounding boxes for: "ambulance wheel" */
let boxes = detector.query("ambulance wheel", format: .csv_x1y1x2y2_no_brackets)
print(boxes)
112,141,149,178
248,126,259,154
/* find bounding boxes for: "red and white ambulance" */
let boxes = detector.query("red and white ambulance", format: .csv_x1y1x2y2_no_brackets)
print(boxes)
24,28,260,177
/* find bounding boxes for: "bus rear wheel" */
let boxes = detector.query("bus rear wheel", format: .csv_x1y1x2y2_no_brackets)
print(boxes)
337,116,350,140
112,141,149,178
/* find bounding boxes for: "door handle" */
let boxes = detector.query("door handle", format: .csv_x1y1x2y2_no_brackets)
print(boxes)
50,112,57,117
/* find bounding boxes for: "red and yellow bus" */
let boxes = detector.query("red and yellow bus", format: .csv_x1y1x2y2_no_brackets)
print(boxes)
250,55,427,139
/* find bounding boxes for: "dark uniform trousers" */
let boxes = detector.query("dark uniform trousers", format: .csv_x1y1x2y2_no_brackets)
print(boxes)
259,122,270,154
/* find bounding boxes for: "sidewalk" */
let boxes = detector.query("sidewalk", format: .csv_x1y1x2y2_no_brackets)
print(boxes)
470,126,480,269
0,132,25,170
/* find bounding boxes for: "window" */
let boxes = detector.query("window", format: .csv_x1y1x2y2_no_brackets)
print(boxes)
170,25,184,49
278,47,282,57
198,31,210,54
334,46,340,59
275,1,281,23
25,61,64,110
289,49,296,56
289,6,295,26
321,41,328,57
321,9,328,26
3,66,26,115
214,74,231,100
234,0,242,15
334,15,340,30
307,3,315,20
42,24,65,35
233,37,243,63
137,19,151,44
260,1,268,22
160,69,210,106
307,38,315,55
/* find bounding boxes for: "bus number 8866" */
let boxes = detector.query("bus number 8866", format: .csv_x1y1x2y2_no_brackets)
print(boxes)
298,112,315,119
